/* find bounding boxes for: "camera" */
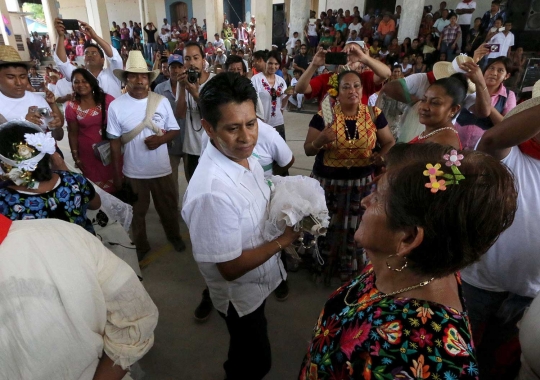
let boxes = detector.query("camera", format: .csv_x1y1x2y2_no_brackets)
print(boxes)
36,107,51,118
187,68,200,84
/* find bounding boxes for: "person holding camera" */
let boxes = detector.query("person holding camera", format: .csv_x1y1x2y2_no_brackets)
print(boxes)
54,18,123,99
143,22,158,60
0,46,64,142
107,50,185,259
176,42,215,182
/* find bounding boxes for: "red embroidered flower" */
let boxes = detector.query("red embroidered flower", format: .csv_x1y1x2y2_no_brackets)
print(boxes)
340,320,371,359
312,316,340,352
410,327,434,348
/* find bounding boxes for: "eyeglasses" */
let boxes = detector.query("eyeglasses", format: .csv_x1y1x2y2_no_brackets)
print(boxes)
84,51,99,56
270,88,277,101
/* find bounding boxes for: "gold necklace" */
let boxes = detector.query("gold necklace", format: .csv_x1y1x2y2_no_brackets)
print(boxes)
344,276,435,308
418,126,457,140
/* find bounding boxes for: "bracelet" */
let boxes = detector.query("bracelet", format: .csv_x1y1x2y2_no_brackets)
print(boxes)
482,86,488,92
275,240,283,250
312,141,322,150
71,150,78,153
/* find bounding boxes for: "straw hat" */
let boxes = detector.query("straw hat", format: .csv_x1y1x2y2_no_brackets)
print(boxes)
0,45,31,68
113,50,160,83
504,80,540,119
433,55,476,94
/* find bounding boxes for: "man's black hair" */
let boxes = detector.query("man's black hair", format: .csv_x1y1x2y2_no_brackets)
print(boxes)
252,50,267,62
85,43,105,58
224,54,247,73
199,72,257,129
184,41,204,57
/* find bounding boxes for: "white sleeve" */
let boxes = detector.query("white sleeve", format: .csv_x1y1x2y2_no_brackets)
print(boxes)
160,99,180,131
107,45,124,71
463,93,476,110
403,74,428,97
106,102,123,138
268,128,293,168
91,233,158,369
53,51,75,81
182,192,243,263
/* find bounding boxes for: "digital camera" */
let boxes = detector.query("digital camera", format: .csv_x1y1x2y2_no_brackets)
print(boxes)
187,68,200,84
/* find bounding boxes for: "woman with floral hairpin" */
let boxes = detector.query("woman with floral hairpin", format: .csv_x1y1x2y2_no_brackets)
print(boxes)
251,50,292,140
0,120,101,234
299,142,518,380
303,69,395,283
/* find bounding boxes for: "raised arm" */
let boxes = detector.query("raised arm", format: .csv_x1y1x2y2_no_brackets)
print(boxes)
460,61,491,118
79,21,113,58
343,42,391,84
477,104,540,160
294,47,327,95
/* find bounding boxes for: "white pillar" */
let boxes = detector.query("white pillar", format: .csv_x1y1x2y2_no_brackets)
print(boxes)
205,0,223,41
317,0,326,16
85,0,111,45
40,0,59,47
254,0,272,51
288,0,310,42
0,0,16,46
143,0,157,26
397,0,424,44
138,0,146,27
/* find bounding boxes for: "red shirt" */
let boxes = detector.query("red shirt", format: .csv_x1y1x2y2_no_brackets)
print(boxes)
305,71,381,109
0,215,11,245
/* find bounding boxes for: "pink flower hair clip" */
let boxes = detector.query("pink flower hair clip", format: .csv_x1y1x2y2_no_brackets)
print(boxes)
423,150,466,192
443,150,464,167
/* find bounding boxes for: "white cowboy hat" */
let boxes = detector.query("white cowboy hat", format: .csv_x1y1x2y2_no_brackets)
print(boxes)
504,80,540,120
113,50,160,83
433,55,476,94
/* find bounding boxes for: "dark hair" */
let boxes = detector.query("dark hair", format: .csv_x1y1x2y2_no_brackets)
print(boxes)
266,50,281,65
71,68,108,140
448,12,458,19
484,56,512,74
337,70,362,93
184,41,204,57
252,50,268,62
495,16,504,22
85,43,105,58
431,73,468,107
224,54,247,73
293,68,303,75
384,143,517,278
0,124,52,182
0,63,28,71
199,72,258,129
300,43,307,48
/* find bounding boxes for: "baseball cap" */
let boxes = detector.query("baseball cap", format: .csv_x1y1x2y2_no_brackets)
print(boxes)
168,54,184,65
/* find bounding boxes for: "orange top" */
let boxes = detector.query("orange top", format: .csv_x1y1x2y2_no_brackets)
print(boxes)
377,19,396,35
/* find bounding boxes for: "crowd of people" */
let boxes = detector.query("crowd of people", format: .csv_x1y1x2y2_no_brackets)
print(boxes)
0,2,538,379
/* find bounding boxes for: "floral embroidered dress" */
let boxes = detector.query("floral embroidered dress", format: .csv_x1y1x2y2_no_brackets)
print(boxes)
0,171,96,234
65,94,116,193
299,264,479,380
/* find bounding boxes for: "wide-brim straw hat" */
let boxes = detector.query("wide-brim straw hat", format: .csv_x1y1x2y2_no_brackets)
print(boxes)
113,50,160,83
0,45,32,68
433,55,476,94
504,80,540,119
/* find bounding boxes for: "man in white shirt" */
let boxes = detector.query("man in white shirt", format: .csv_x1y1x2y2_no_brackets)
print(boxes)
348,16,362,36
107,51,185,258
487,20,514,60
182,72,299,380
285,31,300,56
159,28,171,44
161,18,171,32
53,18,123,99
0,46,64,141
212,33,225,51
0,217,158,380
456,1,476,48
176,42,215,182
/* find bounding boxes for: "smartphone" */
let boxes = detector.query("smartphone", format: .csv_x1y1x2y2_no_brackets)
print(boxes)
486,44,500,53
62,19,80,31
325,52,347,65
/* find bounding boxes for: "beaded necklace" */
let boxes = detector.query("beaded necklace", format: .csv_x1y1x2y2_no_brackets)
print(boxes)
418,126,458,140
261,77,284,117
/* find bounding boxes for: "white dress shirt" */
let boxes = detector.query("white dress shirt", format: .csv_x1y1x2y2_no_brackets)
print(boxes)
0,218,158,379
53,47,123,98
182,142,286,317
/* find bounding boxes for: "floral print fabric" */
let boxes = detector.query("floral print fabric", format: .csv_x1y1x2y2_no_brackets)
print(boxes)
0,171,96,234
300,265,479,380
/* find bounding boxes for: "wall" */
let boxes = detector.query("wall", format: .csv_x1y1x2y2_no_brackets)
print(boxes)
107,0,140,23
396,0,494,26
58,0,88,22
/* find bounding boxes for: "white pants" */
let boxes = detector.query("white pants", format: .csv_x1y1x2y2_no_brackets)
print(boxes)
289,93,304,109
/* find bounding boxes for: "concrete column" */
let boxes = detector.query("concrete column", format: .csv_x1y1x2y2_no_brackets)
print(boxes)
287,0,310,42
143,0,157,26
205,0,223,41
253,0,272,51
317,0,326,16
40,0,59,47
85,0,111,45
0,1,16,46
397,0,424,44
138,0,146,27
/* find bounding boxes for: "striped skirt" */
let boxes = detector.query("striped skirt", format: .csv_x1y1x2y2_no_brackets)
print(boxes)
312,173,373,284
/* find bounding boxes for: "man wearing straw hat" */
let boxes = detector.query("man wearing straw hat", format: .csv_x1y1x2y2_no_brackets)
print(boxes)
0,45,64,142
461,81,540,379
53,18,123,98
107,50,186,258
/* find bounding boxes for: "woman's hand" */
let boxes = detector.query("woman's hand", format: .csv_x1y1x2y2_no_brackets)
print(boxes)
473,44,490,64
459,61,485,86
315,124,337,147
371,152,386,167
343,42,369,64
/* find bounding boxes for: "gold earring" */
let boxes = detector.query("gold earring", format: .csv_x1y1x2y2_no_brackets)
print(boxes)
386,254,408,272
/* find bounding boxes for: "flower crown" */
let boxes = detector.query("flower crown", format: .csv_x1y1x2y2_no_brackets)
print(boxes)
423,150,466,193
326,66,355,98
0,132,56,189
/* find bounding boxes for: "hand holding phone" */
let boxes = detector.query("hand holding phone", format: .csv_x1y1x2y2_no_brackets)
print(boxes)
325,52,347,65
61,19,80,31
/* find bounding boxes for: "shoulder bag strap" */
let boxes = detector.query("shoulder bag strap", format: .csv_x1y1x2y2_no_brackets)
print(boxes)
121,92,165,145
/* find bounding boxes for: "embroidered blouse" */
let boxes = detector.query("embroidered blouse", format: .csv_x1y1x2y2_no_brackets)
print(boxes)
299,264,479,380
